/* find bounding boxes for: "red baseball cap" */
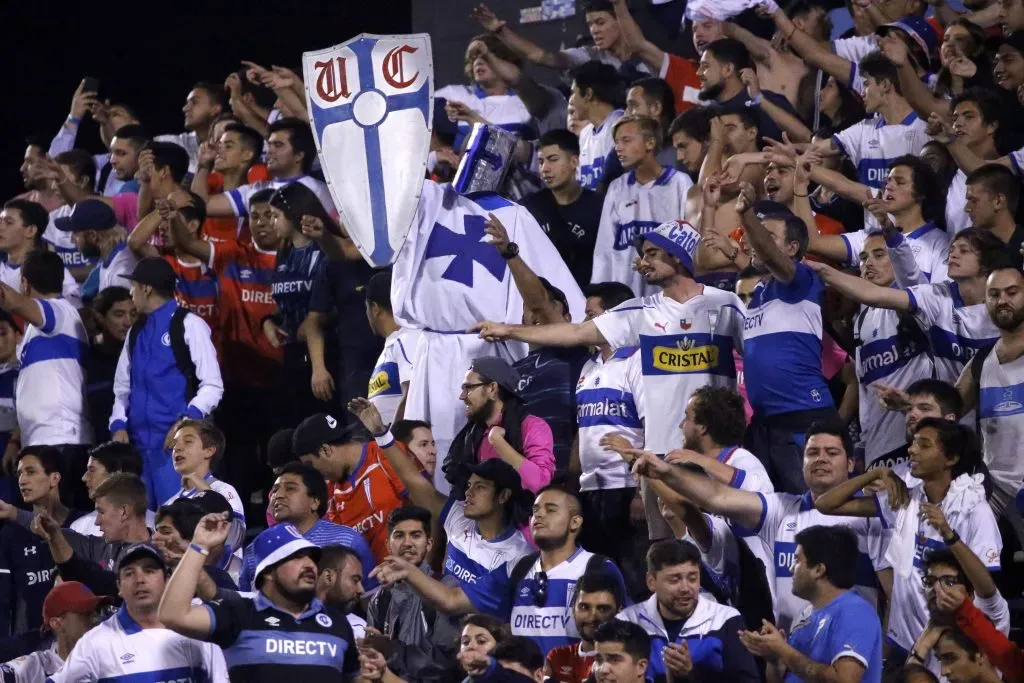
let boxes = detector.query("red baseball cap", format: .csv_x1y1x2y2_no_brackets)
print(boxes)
42,581,109,622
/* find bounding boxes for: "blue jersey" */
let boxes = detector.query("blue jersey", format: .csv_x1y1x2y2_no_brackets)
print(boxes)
784,591,882,683
440,498,532,618
743,263,832,417
510,548,626,655
514,347,588,469
239,519,375,592
272,242,323,339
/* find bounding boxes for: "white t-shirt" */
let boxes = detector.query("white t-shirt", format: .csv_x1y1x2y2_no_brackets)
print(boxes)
591,168,692,296
842,223,949,284
16,297,93,446
368,328,420,426
0,256,81,308
98,242,139,294
874,477,1004,650
0,641,63,682
906,281,999,384
578,109,624,191
576,347,645,491
48,606,228,682
947,170,971,234
592,288,745,452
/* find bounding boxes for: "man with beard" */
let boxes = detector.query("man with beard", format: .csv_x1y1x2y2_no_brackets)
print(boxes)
954,265,1024,514
521,130,604,288
15,143,64,212
314,546,365,637
544,571,624,683
159,521,358,683
365,506,458,683
55,199,135,296
616,539,758,682
51,543,227,683
734,193,838,494
473,222,745,541
592,116,692,296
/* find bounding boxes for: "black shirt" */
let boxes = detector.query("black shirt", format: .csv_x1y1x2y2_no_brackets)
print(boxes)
513,347,590,469
1001,224,1024,271
206,592,360,682
521,189,604,287
309,259,381,352
709,88,801,145
86,340,121,442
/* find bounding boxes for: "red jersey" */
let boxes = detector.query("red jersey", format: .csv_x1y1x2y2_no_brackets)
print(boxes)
203,164,270,244
661,53,703,114
208,240,282,388
545,643,595,683
165,255,219,335
326,442,408,563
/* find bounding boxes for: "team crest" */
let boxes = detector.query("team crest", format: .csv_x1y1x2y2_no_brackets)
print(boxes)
680,318,692,330
316,613,334,628
304,34,434,266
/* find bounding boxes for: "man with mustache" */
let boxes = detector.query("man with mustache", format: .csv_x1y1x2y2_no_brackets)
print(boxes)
544,572,624,683
160,521,360,682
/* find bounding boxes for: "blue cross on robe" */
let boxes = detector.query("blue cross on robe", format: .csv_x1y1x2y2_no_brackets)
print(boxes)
423,215,507,287
308,38,430,264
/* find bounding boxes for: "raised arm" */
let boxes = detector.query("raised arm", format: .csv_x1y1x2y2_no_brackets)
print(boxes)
610,0,664,72
126,210,163,259
769,7,854,86
723,21,775,64
470,319,606,348
814,469,901,517
805,260,911,311
0,284,45,328
167,192,213,263
738,185,797,283
371,556,474,614
485,213,563,325
471,4,569,70
742,70,813,143
954,359,979,417
883,40,950,119
159,514,230,639
475,41,554,120
348,398,447,519
631,452,765,530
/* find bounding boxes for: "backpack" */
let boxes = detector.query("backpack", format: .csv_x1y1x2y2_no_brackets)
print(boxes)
127,307,198,401
969,341,996,429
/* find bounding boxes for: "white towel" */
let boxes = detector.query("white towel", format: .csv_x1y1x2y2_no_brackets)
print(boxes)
884,473,987,577
685,0,778,21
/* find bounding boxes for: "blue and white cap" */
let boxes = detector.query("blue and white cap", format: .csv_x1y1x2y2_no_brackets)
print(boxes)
253,524,321,583
636,220,701,276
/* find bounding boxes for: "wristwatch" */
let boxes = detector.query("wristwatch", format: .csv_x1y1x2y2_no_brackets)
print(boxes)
500,242,519,260
943,531,961,546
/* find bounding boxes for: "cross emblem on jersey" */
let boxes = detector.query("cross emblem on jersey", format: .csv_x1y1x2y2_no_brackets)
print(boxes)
424,215,507,286
307,38,430,264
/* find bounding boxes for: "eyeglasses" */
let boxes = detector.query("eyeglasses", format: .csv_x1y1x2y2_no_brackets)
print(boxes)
532,571,548,607
460,382,488,394
922,575,963,589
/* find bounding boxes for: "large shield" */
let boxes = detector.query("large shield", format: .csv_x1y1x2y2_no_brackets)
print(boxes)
304,34,433,267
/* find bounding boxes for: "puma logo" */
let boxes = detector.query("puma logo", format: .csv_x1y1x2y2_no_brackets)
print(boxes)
654,322,668,332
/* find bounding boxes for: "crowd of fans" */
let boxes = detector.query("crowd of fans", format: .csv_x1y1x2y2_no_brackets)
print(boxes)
0,0,1023,680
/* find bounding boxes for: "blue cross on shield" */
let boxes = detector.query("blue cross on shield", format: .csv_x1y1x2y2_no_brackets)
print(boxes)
303,34,433,267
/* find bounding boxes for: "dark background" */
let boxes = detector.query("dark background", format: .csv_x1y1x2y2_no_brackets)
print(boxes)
0,0,413,197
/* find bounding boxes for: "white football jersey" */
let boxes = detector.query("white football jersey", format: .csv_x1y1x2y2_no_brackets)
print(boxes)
577,109,624,191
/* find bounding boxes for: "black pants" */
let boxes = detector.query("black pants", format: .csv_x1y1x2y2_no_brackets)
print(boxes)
745,408,839,495
334,343,382,424
580,487,647,600
215,385,282,525
281,343,337,430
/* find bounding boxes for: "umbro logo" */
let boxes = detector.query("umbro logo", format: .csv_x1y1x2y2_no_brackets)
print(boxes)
120,653,135,664
265,617,280,627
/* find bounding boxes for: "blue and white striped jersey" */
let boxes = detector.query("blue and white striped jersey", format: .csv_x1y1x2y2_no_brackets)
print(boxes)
46,606,228,683
510,548,626,655
906,281,999,384
368,328,419,426
577,109,624,191
745,491,888,631
576,348,645,492
743,263,832,417
593,289,745,453
978,346,1024,514
436,84,535,149
591,168,692,297
440,498,532,618
854,304,933,467
842,223,949,283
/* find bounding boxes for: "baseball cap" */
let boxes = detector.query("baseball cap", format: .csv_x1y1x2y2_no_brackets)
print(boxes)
120,256,177,293
465,458,522,494
877,16,937,66
116,542,167,574
54,199,117,233
291,413,351,457
469,356,521,397
175,489,232,517
252,524,321,583
636,220,701,276
267,428,297,471
538,277,569,317
42,581,111,622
